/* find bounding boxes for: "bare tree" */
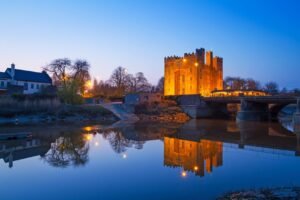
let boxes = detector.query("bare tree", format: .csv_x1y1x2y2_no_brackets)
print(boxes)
108,66,129,96
127,72,151,93
72,60,90,82
43,58,71,87
156,77,164,93
71,60,91,93
245,78,261,90
264,81,279,94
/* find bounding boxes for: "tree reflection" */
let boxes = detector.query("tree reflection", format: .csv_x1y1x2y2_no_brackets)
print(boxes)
101,129,145,153
42,134,89,168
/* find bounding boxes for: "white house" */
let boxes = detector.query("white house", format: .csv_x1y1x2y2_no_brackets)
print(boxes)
0,63,52,94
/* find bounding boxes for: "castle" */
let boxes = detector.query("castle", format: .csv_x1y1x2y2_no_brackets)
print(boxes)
164,48,223,96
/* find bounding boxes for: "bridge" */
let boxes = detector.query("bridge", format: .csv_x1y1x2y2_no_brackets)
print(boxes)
177,95,300,122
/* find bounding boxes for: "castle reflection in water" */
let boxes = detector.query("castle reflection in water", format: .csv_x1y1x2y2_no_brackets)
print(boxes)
164,137,222,176
0,119,298,178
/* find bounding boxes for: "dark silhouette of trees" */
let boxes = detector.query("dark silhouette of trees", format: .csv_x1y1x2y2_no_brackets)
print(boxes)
127,72,152,93
44,58,91,104
44,58,72,87
72,60,91,93
156,77,164,93
43,135,89,168
224,76,261,90
94,66,153,97
264,81,279,94
108,66,129,97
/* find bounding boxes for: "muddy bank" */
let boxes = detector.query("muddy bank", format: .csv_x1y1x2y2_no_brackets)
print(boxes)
218,187,300,200
0,105,119,125
134,101,190,123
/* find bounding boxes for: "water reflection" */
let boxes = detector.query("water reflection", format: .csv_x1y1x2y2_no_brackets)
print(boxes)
0,120,299,173
164,137,222,177
42,135,89,168
0,138,50,168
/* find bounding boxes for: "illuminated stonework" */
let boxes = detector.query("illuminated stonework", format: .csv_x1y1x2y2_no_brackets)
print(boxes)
164,48,223,97
164,137,223,176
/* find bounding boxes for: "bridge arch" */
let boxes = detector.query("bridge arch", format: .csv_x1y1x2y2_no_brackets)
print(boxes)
269,103,292,121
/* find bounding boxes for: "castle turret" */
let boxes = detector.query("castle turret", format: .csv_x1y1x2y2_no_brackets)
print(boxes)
196,48,205,64
206,51,213,66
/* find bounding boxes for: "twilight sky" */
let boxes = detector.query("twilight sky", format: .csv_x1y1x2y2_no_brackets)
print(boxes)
0,0,299,88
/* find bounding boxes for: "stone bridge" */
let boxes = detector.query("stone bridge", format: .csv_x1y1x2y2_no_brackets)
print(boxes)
177,95,300,122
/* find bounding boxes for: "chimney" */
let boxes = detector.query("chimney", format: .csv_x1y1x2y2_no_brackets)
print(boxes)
11,63,15,80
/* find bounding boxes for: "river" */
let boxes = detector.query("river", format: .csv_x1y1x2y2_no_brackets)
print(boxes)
0,119,299,200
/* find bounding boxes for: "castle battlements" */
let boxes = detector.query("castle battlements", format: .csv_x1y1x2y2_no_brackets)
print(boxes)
164,56,182,62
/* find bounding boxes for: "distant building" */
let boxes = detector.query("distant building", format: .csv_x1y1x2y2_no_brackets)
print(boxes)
211,89,268,97
125,93,163,105
0,63,52,94
164,48,223,97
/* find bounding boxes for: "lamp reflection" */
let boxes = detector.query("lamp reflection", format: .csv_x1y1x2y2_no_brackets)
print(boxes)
164,137,223,177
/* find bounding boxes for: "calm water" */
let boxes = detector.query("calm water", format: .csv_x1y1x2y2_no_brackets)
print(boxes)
0,120,300,200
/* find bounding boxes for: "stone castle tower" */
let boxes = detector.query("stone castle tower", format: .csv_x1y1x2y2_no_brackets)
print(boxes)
164,48,223,96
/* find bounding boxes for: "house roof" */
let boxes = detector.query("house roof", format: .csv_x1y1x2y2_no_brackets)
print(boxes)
6,68,52,83
0,72,11,79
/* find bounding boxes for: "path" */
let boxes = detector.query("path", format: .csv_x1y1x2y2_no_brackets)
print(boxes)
102,102,139,123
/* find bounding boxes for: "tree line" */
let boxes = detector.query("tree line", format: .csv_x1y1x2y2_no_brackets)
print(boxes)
91,66,164,98
44,58,299,104
224,76,300,95
44,59,164,103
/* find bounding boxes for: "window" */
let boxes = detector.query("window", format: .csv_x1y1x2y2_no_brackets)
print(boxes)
24,83,28,90
37,84,40,89
31,83,34,89
0,81,4,87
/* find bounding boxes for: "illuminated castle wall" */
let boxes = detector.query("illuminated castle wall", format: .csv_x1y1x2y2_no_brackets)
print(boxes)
164,48,223,96
164,137,223,176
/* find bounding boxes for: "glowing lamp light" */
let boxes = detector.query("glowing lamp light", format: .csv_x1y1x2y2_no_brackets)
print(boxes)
95,141,99,146
183,59,187,62
85,80,93,90
84,126,92,132
181,171,187,177
194,166,199,171
122,153,127,159
84,134,93,141
194,63,198,67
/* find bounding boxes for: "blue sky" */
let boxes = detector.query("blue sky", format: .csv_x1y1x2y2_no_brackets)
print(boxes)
0,0,299,88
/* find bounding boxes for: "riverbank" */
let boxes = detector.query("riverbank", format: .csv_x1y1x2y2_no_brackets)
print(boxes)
134,101,190,123
0,105,119,125
217,187,300,199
